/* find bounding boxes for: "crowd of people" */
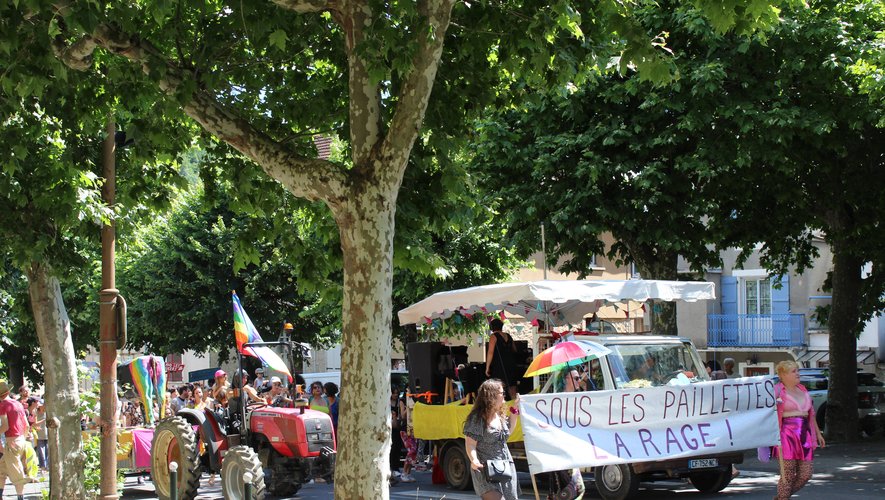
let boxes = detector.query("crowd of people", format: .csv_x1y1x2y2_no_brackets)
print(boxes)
162,368,340,433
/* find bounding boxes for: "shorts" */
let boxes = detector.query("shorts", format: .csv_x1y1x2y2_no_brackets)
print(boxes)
0,435,30,487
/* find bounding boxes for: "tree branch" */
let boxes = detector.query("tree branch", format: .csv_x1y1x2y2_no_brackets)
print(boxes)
51,22,348,205
381,0,455,179
339,1,383,169
272,0,335,14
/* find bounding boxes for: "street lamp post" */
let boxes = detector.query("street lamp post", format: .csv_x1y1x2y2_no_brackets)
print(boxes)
98,116,120,500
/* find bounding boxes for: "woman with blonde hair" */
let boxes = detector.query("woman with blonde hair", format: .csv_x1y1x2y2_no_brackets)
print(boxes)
774,360,825,499
463,379,520,500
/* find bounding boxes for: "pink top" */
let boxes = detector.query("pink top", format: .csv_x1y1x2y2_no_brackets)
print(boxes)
0,398,29,437
780,386,812,413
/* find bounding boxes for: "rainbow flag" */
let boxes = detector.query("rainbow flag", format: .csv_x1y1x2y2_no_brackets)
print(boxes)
120,355,167,425
232,291,293,382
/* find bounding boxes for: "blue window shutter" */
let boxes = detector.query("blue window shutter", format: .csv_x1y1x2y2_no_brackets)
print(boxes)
771,275,790,314
721,276,738,315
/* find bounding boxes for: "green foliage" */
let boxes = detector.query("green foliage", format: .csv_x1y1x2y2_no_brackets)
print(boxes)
76,380,122,497
118,185,339,357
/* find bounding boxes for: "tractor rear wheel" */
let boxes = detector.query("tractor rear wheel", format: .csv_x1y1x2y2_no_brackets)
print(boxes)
221,445,266,500
151,417,201,500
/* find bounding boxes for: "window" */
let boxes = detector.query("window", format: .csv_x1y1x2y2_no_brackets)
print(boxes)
742,277,771,315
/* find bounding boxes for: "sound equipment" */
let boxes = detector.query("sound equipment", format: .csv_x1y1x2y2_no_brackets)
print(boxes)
406,342,445,403
458,362,487,396
437,345,469,379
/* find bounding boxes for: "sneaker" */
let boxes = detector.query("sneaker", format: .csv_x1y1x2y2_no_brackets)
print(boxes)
400,474,416,483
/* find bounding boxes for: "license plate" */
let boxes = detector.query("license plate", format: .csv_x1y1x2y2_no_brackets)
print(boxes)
688,459,719,469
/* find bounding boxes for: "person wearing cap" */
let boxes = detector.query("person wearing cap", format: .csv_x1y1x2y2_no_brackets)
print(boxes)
253,368,266,389
268,377,292,407
210,370,229,409
0,380,34,499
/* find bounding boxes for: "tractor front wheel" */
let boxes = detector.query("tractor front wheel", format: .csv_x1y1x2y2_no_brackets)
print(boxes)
221,445,266,500
150,417,201,500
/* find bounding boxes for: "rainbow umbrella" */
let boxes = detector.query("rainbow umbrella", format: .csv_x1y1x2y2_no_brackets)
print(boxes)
523,340,611,378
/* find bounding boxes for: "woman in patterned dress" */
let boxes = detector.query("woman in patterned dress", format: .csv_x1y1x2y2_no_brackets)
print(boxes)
463,379,521,500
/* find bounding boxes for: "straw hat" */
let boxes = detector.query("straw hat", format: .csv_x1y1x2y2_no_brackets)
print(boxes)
0,381,10,396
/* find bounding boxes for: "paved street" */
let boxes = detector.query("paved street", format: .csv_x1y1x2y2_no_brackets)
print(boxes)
6,441,883,499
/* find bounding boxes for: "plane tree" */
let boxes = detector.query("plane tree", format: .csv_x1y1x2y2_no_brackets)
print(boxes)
474,0,885,439
24,0,784,495
0,9,193,496
699,0,885,442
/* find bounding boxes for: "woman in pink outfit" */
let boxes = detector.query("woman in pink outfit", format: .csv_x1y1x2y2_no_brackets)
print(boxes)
774,360,825,499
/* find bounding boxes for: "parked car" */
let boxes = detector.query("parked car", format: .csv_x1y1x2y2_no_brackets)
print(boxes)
775,368,885,437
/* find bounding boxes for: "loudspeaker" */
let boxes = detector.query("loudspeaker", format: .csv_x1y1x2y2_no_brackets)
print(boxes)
458,362,487,396
437,345,470,379
407,342,445,403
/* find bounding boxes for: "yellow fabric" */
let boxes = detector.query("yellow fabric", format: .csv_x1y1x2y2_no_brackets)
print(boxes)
412,402,523,442
22,440,38,478
118,429,134,461
310,404,330,414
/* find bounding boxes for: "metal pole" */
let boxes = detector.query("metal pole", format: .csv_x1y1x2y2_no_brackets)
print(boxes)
99,115,120,500
238,352,246,436
169,461,178,500
540,223,547,280
243,471,254,498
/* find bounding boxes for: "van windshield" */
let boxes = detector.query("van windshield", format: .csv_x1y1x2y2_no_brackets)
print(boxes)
606,342,710,389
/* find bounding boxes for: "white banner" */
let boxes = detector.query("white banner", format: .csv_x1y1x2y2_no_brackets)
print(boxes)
520,377,780,473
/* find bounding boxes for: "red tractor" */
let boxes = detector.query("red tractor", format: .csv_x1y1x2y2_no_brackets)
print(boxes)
150,342,336,499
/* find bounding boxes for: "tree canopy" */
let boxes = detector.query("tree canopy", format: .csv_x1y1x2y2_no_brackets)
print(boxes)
473,0,885,439
8,0,789,496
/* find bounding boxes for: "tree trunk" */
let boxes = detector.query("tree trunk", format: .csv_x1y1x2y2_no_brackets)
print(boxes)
26,262,85,498
633,248,679,335
332,187,399,499
825,245,863,442
6,346,25,393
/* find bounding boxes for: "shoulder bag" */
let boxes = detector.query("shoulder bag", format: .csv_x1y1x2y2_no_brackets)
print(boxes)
485,459,513,483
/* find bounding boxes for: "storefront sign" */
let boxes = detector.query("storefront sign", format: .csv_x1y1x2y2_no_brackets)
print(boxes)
165,362,185,373
520,377,780,473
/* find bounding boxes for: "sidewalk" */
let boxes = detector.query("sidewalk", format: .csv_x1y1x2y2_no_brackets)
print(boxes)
8,439,885,498
742,440,885,482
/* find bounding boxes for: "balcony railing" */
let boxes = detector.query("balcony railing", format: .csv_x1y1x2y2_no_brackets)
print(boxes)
707,314,805,347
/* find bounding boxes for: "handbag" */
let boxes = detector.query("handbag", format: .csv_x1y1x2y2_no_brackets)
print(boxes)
485,459,513,483
757,446,773,463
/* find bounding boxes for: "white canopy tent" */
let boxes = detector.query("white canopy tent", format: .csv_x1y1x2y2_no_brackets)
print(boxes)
397,279,716,327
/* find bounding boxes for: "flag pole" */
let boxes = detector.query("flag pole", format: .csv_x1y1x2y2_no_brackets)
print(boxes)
237,351,246,438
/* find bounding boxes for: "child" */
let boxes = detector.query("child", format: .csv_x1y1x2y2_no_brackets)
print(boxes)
398,394,417,483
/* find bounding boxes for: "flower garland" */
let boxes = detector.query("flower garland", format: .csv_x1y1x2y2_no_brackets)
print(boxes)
418,310,502,339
